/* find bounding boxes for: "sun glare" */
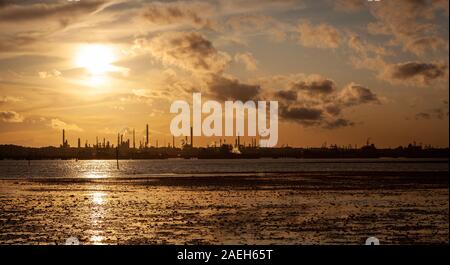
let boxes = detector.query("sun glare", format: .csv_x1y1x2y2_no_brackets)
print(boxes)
76,45,116,75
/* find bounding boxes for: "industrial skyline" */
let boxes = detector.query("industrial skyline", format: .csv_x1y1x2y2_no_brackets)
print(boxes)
0,0,448,148
59,124,253,150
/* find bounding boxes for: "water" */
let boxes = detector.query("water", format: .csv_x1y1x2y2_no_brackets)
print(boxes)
0,158,448,179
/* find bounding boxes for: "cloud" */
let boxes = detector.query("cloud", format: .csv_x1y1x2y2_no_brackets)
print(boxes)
143,31,231,74
280,106,323,122
297,20,341,49
323,118,355,129
131,88,152,98
0,0,13,8
0,0,106,23
291,75,336,95
366,0,448,56
415,112,432,120
220,0,300,14
38,69,62,79
382,61,448,86
0,1,108,53
0,31,46,52
274,89,297,101
337,83,380,107
269,74,380,129
404,36,448,56
141,1,216,29
0,110,24,123
234,52,258,71
207,75,261,101
50,118,83,132
350,48,448,87
225,14,287,41
415,103,449,120
0,96,23,104
0,55,64,72
333,0,366,13
347,33,389,57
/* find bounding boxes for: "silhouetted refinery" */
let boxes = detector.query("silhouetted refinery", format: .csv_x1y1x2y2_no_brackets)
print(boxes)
0,125,448,160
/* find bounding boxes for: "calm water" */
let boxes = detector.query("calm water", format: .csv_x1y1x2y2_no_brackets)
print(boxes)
0,158,448,179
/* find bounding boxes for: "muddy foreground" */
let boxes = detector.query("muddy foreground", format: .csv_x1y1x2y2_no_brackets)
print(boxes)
0,171,448,245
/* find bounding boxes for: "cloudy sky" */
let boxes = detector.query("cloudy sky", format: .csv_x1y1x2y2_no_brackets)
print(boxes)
0,0,448,148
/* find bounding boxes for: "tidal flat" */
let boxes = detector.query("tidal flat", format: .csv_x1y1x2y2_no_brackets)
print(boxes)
0,171,448,245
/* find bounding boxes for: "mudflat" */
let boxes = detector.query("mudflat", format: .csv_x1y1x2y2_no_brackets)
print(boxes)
0,171,448,245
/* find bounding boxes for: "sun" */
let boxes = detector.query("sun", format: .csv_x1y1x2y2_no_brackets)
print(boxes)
75,44,116,76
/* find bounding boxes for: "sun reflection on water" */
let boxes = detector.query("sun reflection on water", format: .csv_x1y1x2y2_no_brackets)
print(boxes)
89,188,107,244
90,234,105,245
92,192,105,205
81,160,116,179
85,173,107,179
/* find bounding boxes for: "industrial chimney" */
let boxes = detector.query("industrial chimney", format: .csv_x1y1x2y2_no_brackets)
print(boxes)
146,124,149,148
62,129,65,148
190,126,193,147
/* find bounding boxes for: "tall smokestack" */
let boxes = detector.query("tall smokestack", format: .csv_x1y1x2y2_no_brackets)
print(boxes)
146,124,149,147
190,126,193,147
62,129,65,147
172,135,175,148
133,129,136,149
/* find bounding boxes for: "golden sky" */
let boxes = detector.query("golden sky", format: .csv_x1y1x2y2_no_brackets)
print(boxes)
0,0,449,148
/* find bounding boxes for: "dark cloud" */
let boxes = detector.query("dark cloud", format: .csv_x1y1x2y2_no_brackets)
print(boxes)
278,103,355,129
145,31,231,73
274,89,297,101
270,75,380,129
323,118,355,129
338,83,380,106
324,104,342,116
280,106,323,122
384,61,448,85
0,0,12,8
291,77,336,95
207,75,260,101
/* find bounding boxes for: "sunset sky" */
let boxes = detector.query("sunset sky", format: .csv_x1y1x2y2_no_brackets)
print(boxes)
0,0,448,148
